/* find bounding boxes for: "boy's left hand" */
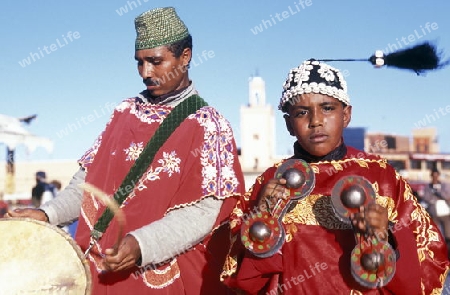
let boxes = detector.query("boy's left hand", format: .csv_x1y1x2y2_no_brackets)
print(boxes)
351,203,389,241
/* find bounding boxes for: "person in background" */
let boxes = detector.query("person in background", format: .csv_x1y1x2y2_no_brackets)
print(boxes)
0,193,7,217
423,168,450,256
31,171,54,207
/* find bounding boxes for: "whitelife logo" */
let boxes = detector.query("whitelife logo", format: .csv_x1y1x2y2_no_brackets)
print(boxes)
18,31,81,68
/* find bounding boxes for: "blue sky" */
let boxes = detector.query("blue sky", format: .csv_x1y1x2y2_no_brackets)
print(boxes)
1,0,450,162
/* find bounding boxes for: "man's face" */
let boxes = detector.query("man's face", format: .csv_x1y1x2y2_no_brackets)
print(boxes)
432,171,440,183
284,93,352,157
135,46,191,97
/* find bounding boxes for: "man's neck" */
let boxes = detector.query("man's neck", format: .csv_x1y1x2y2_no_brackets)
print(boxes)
139,81,197,107
148,85,188,103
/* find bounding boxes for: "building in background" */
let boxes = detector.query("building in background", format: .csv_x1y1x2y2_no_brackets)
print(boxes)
239,75,282,189
240,76,276,171
412,128,439,154
365,127,450,183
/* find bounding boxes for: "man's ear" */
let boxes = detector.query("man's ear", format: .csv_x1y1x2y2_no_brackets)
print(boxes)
343,105,352,128
181,47,192,66
284,114,295,136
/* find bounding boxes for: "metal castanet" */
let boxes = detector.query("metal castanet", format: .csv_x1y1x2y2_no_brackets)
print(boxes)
331,175,396,289
241,159,315,258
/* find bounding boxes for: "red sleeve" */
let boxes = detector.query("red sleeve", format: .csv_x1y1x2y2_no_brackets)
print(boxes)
233,252,283,295
221,167,282,294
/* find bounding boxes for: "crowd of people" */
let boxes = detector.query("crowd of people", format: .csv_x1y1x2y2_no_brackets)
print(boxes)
2,6,450,295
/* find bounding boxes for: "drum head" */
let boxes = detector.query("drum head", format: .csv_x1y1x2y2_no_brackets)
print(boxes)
0,218,91,294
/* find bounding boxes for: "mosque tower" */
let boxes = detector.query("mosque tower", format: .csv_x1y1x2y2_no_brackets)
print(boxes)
240,74,276,173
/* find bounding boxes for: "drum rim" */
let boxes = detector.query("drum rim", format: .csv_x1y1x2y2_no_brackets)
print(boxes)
0,217,92,294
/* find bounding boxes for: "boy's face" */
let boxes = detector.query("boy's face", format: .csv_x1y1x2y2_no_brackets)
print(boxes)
284,93,352,157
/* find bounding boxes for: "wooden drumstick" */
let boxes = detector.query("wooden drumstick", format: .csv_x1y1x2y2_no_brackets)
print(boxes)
79,183,126,255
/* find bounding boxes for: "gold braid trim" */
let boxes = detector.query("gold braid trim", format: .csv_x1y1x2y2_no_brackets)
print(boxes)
283,194,396,226
229,201,245,230
309,157,388,174
393,174,441,262
220,235,239,280
221,175,266,280
429,266,449,295
283,180,397,243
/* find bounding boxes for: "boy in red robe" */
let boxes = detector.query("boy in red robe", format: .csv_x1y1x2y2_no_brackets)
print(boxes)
221,59,449,294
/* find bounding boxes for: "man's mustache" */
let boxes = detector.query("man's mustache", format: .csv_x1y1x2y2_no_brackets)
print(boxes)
143,78,160,86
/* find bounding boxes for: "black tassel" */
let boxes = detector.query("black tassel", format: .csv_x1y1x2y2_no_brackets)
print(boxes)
319,41,449,75
372,42,450,75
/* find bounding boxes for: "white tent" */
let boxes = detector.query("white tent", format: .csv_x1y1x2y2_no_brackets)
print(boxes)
0,114,53,197
0,114,53,153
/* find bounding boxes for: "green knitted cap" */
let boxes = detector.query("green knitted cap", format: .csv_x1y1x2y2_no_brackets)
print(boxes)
135,7,189,51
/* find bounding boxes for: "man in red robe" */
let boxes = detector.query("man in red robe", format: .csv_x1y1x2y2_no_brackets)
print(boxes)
8,7,244,294
221,59,449,294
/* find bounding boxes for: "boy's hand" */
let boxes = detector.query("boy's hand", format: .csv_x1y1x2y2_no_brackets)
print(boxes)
351,203,389,241
257,178,289,213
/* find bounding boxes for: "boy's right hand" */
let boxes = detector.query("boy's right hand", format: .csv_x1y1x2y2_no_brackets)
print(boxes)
4,208,49,222
257,178,289,213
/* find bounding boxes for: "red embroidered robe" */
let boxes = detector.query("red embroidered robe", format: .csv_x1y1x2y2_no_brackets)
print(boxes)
76,97,244,294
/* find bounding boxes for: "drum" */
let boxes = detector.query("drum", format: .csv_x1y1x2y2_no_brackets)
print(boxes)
0,218,91,294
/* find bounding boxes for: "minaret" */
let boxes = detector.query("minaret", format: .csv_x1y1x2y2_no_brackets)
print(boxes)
249,74,265,106
240,74,275,172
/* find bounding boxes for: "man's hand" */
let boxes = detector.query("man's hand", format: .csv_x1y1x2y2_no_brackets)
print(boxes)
102,235,142,272
4,208,48,222
351,203,389,241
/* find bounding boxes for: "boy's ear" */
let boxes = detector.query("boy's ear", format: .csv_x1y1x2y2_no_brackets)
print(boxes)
284,114,295,136
343,105,352,128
